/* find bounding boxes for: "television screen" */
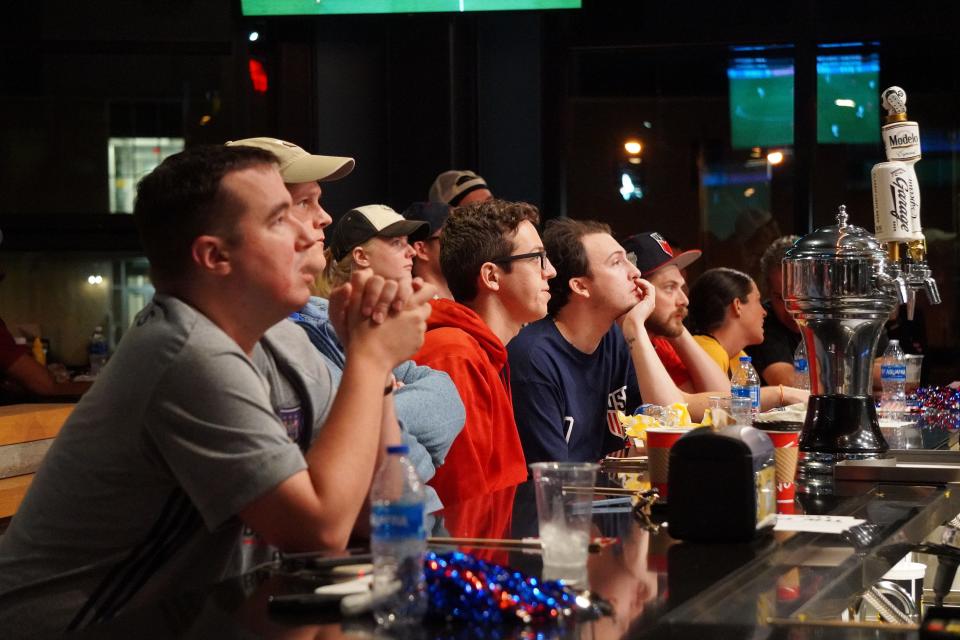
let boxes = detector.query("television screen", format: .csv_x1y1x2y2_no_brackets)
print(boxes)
728,56,795,149
240,0,580,16
816,52,880,144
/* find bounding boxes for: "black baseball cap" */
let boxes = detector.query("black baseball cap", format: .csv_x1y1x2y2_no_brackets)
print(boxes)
329,204,429,262
621,232,701,276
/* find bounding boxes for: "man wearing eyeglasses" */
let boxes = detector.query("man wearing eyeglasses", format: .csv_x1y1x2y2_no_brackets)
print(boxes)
412,199,556,506
508,219,694,463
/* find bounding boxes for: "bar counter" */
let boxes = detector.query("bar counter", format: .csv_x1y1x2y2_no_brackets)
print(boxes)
70,471,960,639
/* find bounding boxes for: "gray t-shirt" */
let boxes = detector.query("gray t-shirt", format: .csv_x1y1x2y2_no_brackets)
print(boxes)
0,295,333,636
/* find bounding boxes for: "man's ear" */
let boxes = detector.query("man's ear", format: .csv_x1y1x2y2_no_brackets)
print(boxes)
569,276,590,299
191,235,231,275
479,262,500,292
352,245,371,268
412,241,430,261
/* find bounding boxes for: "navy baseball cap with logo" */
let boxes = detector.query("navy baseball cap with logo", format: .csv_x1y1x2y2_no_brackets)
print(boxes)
402,202,450,237
621,232,701,276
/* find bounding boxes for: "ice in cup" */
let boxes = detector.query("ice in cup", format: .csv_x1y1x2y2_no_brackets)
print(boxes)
529,462,598,584
645,427,692,500
764,429,800,508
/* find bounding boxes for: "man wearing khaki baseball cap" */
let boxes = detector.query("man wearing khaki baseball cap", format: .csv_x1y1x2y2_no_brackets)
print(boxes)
229,138,464,514
227,137,354,183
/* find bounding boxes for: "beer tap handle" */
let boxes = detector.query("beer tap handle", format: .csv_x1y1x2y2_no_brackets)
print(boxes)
924,274,942,305
876,270,910,305
906,288,917,322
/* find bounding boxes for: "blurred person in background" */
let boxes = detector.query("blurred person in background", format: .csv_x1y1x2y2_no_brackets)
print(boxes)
745,235,801,386
428,169,492,207
0,229,91,403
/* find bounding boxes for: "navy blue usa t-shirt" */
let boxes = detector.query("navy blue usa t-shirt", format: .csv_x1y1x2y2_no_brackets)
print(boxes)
507,318,641,463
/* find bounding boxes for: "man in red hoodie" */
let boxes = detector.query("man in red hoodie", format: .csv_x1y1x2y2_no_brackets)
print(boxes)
413,199,556,507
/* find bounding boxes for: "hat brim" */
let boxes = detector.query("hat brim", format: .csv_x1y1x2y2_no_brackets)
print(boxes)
281,155,355,183
643,249,702,276
378,219,430,243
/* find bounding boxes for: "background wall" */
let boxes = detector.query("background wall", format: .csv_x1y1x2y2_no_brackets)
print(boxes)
1,1,958,378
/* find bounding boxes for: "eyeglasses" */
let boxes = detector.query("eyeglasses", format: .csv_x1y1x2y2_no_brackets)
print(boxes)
492,250,550,271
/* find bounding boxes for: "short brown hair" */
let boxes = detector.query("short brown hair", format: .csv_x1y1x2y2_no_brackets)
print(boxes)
543,218,612,316
440,199,540,303
134,145,278,287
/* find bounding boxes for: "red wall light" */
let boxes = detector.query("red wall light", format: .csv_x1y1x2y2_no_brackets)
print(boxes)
248,58,268,93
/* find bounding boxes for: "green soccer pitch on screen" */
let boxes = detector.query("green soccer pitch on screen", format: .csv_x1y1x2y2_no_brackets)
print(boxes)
241,0,580,16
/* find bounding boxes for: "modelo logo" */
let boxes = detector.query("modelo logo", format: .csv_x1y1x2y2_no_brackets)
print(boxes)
888,132,919,147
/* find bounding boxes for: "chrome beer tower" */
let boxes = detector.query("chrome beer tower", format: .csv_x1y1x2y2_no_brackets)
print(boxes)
785,86,941,495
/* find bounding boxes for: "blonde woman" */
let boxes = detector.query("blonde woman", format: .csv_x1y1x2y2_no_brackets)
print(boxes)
292,205,465,512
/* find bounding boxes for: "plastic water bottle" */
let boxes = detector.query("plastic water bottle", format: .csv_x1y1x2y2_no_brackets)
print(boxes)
880,339,907,420
370,444,426,628
793,341,809,391
88,326,109,376
732,356,761,416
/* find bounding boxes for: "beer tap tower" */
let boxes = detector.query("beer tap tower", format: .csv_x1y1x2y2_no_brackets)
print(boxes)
871,86,941,317
784,86,941,495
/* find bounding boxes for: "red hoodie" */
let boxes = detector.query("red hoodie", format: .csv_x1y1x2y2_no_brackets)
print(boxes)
413,298,528,507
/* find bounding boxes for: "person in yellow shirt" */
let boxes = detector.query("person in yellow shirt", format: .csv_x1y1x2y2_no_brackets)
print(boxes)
687,268,762,375
687,267,808,408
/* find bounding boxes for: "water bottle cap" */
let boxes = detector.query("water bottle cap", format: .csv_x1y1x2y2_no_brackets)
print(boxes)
739,356,752,363
386,445,409,455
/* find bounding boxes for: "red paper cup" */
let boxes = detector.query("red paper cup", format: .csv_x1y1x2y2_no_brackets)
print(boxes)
765,430,800,506
646,427,691,499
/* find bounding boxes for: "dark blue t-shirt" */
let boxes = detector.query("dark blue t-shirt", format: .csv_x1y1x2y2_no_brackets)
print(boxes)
507,318,641,463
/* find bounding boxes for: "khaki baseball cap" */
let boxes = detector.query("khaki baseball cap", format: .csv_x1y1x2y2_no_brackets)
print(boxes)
428,170,489,206
226,137,354,183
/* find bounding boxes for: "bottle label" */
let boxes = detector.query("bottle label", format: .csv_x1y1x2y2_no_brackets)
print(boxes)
371,503,425,540
881,364,907,382
882,121,921,163
732,385,761,409
793,358,808,374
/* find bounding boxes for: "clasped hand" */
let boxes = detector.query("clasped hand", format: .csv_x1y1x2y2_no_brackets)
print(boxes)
328,271,435,367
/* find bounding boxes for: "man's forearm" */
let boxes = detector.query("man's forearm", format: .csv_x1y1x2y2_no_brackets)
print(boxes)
670,330,731,393
302,351,393,544
624,324,684,407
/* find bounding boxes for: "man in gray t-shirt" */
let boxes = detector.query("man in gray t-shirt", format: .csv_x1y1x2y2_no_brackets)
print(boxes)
0,145,434,636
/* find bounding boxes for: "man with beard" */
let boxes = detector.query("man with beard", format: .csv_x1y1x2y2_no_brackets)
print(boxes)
624,232,807,410
622,232,732,396
508,219,694,463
